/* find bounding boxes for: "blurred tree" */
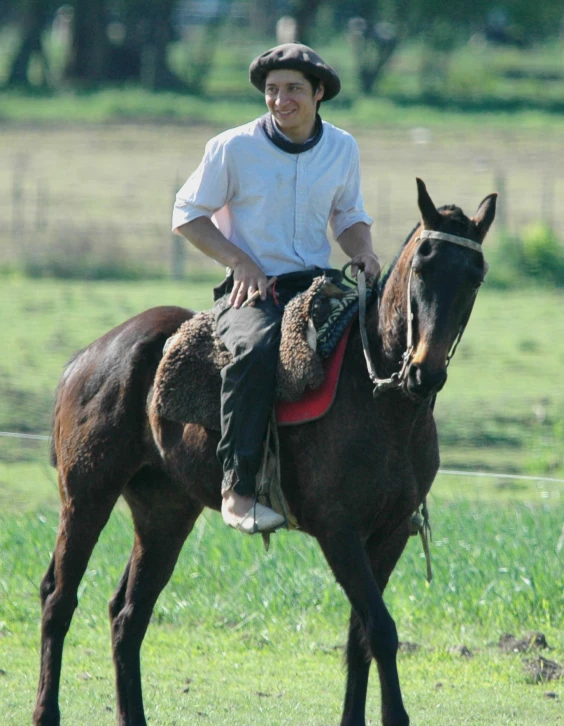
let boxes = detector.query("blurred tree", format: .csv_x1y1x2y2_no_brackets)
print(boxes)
5,0,56,88
180,0,235,93
66,0,186,88
65,0,111,82
2,0,231,91
346,0,410,94
250,0,278,36
288,0,324,45
5,0,564,93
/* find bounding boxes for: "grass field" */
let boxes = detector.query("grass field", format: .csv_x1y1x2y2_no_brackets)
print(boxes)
1,501,563,725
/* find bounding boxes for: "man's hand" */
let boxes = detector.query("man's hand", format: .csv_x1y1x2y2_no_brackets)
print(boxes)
349,252,381,283
229,259,268,309
337,222,380,284
175,218,269,307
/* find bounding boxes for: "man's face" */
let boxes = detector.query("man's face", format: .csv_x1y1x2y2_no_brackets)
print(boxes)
264,69,324,143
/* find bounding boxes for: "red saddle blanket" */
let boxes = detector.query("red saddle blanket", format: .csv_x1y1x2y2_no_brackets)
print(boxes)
275,323,352,426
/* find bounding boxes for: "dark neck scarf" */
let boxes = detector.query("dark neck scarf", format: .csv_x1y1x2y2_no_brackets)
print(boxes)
260,112,324,154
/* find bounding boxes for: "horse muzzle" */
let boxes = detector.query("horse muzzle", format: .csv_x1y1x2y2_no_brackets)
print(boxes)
405,361,447,399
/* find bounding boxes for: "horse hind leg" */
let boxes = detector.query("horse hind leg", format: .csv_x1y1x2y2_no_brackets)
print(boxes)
110,467,203,726
33,477,123,726
341,609,372,726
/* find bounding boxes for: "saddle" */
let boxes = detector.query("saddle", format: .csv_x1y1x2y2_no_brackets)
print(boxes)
151,275,371,431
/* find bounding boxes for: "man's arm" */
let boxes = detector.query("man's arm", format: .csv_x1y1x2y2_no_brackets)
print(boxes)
337,222,381,281
175,217,268,308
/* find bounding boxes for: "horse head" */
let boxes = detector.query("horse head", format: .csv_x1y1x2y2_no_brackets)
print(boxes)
377,178,497,400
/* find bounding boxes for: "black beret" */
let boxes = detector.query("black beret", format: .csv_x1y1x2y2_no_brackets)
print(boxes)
249,43,341,102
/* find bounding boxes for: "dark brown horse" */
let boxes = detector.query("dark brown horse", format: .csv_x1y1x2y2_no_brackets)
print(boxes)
34,179,496,726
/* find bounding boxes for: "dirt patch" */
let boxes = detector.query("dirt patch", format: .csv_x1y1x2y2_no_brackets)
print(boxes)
524,656,564,683
498,632,550,654
448,644,473,658
398,641,421,654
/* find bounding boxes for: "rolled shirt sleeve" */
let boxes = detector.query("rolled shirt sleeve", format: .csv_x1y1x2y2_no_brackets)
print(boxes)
329,138,373,240
172,138,233,231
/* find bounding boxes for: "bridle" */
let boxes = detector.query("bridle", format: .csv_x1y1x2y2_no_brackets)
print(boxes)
357,228,488,398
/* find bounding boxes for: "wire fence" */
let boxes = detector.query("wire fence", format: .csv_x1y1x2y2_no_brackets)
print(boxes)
2,429,563,486
2,124,564,279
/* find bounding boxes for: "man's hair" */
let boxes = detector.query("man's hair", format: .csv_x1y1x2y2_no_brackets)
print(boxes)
304,72,321,94
303,72,323,111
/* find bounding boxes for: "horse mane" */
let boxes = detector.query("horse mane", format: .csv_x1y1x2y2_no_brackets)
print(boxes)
378,204,468,294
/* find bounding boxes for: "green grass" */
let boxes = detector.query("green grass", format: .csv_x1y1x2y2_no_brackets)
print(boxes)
2,86,564,133
1,500,563,725
0,277,221,432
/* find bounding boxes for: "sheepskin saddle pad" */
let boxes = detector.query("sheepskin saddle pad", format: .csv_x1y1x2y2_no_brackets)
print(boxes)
151,275,368,431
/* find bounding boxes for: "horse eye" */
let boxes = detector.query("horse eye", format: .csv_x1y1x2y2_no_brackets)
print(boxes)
418,240,432,257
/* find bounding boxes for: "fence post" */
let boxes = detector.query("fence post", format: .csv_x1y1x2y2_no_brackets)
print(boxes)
377,178,390,242
36,178,48,234
541,174,554,229
494,170,506,234
12,156,26,245
171,180,186,280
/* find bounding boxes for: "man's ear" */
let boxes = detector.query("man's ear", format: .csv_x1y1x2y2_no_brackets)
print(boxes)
315,82,325,103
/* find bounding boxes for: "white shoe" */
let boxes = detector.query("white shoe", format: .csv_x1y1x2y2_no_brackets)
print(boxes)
222,501,286,534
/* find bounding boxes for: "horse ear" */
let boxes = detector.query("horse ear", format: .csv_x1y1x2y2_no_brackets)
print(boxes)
416,178,441,229
472,193,498,243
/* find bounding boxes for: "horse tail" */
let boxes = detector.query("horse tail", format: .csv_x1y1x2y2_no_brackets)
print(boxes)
50,349,83,468
49,435,57,468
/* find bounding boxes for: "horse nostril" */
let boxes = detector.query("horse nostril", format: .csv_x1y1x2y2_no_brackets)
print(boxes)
407,364,447,397
407,364,423,388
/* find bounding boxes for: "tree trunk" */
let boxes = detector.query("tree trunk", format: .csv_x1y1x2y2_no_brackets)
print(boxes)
65,0,110,83
184,0,234,94
6,0,50,88
250,0,277,36
141,0,188,91
291,0,324,45
349,0,411,95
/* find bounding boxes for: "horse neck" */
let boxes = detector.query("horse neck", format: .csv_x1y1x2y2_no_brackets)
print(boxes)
371,235,418,374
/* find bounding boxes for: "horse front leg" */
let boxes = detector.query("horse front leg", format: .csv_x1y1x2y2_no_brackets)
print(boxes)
316,527,409,726
340,522,413,726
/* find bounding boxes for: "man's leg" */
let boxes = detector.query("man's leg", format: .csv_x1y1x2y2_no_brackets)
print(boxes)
213,295,285,531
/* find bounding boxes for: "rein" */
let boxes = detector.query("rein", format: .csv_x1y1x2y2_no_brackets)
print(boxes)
356,228,487,398
354,229,486,584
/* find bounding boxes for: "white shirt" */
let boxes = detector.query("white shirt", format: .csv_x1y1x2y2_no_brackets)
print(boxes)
172,116,373,277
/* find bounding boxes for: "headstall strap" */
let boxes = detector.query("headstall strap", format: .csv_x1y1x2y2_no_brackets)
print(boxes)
418,229,484,254
356,227,487,399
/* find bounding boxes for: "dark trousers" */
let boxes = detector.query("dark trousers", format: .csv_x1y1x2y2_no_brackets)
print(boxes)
212,268,342,497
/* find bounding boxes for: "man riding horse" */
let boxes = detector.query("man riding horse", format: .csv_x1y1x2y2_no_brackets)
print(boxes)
172,43,380,534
